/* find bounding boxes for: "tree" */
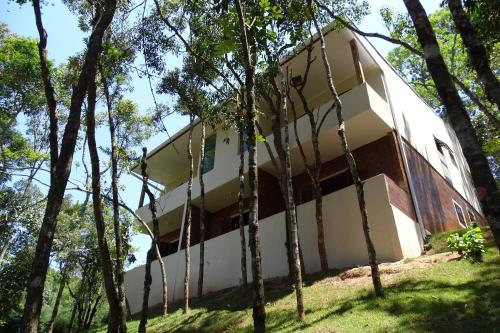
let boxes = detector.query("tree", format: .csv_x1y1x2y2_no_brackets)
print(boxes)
287,43,330,274
446,0,500,111
86,64,123,332
20,0,118,330
197,119,206,297
234,0,266,330
184,113,195,313
402,0,500,251
309,0,384,297
138,146,169,332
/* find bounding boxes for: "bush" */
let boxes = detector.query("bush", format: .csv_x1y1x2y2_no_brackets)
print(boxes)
447,223,485,262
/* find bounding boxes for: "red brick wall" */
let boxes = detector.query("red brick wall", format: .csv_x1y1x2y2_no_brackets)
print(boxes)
293,132,407,203
404,141,484,233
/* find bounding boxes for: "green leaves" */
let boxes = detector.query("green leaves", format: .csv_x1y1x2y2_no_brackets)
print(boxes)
259,0,284,20
447,224,486,262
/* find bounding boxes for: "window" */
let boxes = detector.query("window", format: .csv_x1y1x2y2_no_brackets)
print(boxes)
453,201,467,228
467,209,476,223
298,170,354,204
321,170,353,196
203,135,216,173
435,137,452,184
449,151,457,167
239,131,249,154
230,211,250,231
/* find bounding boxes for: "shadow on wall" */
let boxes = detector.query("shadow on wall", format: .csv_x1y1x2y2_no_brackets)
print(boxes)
405,143,447,233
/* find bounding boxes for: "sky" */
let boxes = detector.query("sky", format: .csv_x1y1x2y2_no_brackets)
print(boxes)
0,0,440,268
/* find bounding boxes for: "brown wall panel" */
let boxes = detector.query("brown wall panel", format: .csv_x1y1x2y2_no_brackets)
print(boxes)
404,141,484,233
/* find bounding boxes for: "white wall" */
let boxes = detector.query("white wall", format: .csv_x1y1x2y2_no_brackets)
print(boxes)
355,35,482,213
125,174,422,314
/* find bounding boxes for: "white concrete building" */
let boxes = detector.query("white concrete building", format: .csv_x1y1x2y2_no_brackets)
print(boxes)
124,28,483,315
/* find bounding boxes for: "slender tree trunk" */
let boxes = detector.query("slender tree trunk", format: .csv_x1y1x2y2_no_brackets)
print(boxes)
308,0,384,297
234,1,266,331
100,66,128,333
267,96,295,278
447,0,500,111
281,72,305,320
0,237,10,266
197,120,206,298
289,51,329,272
87,70,122,332
403,0,500,251
68,301,77,333
183,114,195,313
138,248,153,333
45,272,66,333
21,1,117,331
238,129,248,288
138,147,168,333
84,293,102,330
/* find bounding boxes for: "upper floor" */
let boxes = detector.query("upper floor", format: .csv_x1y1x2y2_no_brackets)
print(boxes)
132,27,481,228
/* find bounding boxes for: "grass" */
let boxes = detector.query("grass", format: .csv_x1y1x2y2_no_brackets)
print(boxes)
94,230,500,333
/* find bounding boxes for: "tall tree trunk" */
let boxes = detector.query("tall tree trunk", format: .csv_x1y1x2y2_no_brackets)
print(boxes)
288,46,329,273
308,0,384,297
21,1,117,331
138,147,168,333
45,271,67,333
267,95,295,278
138,248,153,333
183,114,195,313
0,237,10,266
447,0,500,111
84,293,102,330
238,129,248,287
86,70,122,332
197,120,206,298
403,0,500,251
234,0,266,331
68,301,77,333
100,66,127,333
281,71,305,320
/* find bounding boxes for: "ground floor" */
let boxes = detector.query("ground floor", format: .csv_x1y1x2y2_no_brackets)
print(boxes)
125,131,484,314
115,242,499,333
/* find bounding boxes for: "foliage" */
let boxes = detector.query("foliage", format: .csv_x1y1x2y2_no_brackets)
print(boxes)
447,223,486,261
384,8,500,176
0,31,48,180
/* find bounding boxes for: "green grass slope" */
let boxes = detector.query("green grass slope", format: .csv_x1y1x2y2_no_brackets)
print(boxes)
95,231,500,333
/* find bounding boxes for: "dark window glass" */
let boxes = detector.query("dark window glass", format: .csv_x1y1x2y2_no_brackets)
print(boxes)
453,202,467,227
321,171,354,196
299,185,313,204
239,131,249,153
468,209,475,222
231,211,250,231
436,138,452,184
449,152,457,167
203,135,216,173
299,171,354,204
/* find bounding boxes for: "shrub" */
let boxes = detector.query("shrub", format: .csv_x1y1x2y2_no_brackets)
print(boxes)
447,223,485,262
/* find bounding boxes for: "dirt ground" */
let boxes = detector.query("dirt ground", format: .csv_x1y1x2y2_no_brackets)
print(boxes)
312,252,461,288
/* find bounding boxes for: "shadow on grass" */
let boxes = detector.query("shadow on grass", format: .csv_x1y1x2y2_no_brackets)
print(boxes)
131,249,500,333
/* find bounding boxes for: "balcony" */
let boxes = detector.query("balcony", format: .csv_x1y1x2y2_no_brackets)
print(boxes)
136,81,394,231
125,174,422,314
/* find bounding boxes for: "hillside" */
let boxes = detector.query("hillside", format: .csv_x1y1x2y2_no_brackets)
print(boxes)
94,232,500,332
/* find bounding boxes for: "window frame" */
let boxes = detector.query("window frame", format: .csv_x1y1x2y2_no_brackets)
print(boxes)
452,200,467,228
230,210,250,231
202,134,217,174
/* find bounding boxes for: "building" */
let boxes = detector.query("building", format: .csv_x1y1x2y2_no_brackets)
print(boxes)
124,28,484,314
